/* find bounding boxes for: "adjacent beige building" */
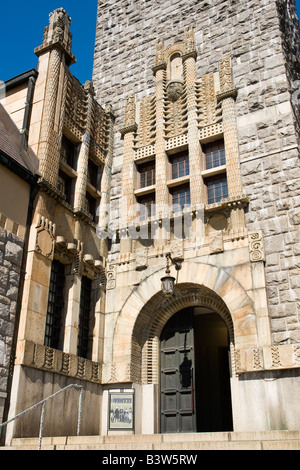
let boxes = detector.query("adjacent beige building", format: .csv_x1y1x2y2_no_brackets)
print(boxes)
0,103,39,432
1,1,300,440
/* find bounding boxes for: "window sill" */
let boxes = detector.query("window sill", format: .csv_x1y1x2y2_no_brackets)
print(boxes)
166,175,190,187
134,185,156,196
201,165,226,178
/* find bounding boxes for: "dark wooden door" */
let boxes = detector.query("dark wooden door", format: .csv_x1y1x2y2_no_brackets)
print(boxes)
160,309,196,434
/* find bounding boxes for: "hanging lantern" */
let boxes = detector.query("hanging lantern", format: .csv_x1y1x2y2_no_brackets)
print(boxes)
161,253,176,297
161,274,176,297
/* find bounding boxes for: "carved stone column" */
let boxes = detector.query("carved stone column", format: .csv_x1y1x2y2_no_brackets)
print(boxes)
153,45,169,245
153,65,168,209
218,58,243,198
35,8,76,187
63,245,83,355
17,214,56,344
38,48,63,186
74,81,94,214
120,94,137,254
183,30,203,208
98,104,115,252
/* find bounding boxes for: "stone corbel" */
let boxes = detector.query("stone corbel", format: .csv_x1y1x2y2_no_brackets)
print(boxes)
216,88,238,102
82,253,104,280
55,236,83,267
119,122,138,138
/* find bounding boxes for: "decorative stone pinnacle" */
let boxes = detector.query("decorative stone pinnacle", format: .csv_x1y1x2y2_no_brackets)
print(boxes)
35,8,76,65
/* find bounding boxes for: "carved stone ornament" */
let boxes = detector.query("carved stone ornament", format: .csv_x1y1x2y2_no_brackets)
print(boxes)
248,231,265,262
35,214,56,259
166,80,184,102
19,340,101,383
106,263,117,290
209,231,224,254
170,241,184,260
135,249,148,270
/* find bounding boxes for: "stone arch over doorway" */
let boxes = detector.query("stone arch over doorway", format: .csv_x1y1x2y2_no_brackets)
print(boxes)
110,261,258,384
132,283,234,384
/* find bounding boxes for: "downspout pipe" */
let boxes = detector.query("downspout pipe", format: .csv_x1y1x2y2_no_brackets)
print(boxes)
19,73,37,153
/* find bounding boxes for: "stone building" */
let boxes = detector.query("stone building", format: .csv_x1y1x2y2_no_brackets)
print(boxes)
1,0,300,441
1,9,113,438
92,0,300,434
0,103,39,429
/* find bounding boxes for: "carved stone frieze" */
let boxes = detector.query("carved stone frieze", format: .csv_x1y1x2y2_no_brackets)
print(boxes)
101,362,131,384
17,340,102,384
234,345,300,375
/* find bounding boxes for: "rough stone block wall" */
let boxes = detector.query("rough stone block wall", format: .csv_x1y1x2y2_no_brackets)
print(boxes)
92,0,300,343
0,228,23,422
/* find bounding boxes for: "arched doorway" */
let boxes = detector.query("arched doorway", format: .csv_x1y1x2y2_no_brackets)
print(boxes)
160,306,233,434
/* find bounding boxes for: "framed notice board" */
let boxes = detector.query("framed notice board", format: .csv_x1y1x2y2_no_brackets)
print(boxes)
108,390,135,431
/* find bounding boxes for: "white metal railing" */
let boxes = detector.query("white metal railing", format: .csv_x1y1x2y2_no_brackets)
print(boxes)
0,384,83,450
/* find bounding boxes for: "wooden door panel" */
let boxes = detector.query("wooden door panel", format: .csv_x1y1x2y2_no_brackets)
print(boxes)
160,309,196,434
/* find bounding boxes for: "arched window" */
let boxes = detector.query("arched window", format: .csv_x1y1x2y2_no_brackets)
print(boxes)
170,53,183,81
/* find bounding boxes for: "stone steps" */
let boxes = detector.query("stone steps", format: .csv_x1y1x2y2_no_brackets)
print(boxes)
1,431,300,450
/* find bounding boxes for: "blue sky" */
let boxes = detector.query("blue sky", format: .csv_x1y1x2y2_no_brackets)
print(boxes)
0,1,98,84
0,1,300,85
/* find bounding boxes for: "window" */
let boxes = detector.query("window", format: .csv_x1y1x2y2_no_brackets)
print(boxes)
203,140,226,170
138,162,155,188
61,135,77,169
137,193,156,221
171,184,191,211
206,174,228,204
170,153,189,180
85,192,97,223
87,159,99,189
58,170,73,204
44,260,65,350
170,53,183,80
77,276,92,359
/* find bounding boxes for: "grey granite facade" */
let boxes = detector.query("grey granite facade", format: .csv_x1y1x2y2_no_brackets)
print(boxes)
93,0,300,345
0,228,23,422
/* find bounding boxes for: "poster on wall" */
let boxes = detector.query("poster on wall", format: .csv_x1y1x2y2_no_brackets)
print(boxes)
108,390,135,431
